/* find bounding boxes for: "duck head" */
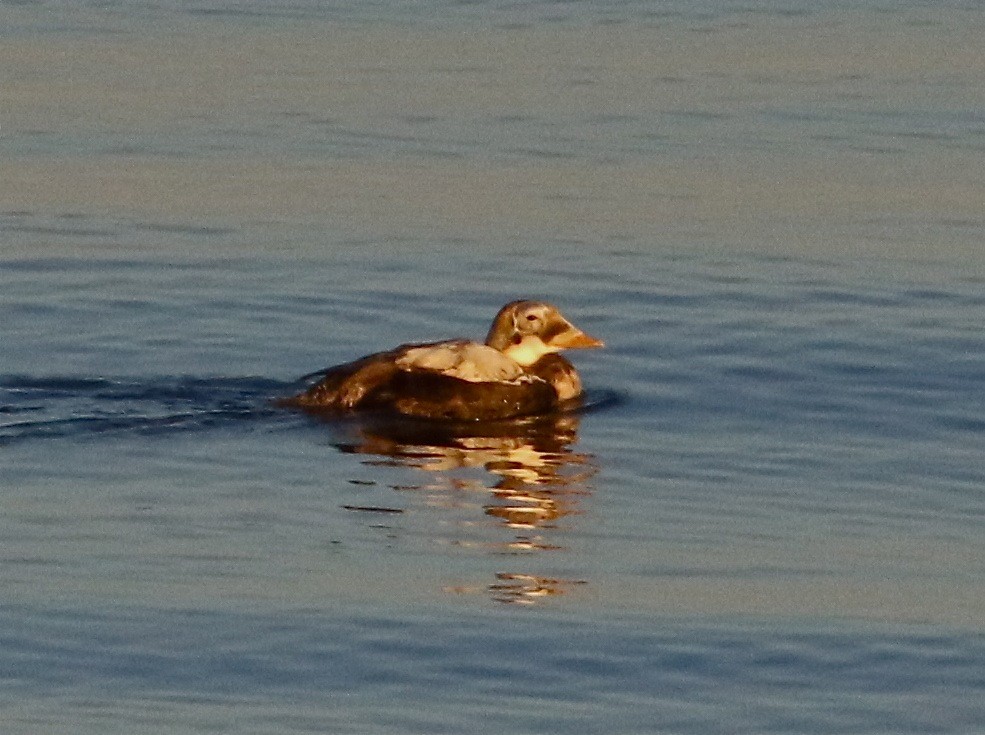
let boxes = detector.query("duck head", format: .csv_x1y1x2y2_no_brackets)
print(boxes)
484,300,604,366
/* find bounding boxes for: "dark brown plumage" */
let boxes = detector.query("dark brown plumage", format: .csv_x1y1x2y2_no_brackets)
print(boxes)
278,301,602,421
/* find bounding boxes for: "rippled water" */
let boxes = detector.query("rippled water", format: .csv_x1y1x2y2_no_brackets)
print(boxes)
4,0,985,732
4,253,985,732
5,605,985,734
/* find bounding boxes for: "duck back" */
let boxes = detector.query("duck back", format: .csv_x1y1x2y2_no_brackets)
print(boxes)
278,341,559,420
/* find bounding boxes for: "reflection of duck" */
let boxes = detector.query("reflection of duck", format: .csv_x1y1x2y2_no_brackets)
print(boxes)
333,411,596,535
279,300,603,421
321,403,599,605
333,411,588,478
447,573,587,605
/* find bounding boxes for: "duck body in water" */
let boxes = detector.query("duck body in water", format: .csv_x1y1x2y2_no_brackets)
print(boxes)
279,300,603,421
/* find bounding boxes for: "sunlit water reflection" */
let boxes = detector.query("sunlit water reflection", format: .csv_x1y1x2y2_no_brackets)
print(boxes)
299,407,605,604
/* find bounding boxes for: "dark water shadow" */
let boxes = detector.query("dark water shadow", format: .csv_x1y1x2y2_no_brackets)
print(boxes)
0,375,291,446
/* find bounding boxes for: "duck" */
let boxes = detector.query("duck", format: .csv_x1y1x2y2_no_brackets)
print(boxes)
278,300,603,421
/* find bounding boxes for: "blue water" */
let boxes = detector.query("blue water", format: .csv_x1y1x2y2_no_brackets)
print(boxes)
4,253,985,732
4,606,985,734
4,0,985,732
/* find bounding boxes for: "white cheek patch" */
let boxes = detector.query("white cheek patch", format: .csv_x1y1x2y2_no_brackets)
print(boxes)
502,336,556,366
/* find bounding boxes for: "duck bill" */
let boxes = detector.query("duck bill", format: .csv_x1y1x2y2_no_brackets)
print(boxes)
548,326,604,350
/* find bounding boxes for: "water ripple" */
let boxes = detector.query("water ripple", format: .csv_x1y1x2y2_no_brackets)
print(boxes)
0,375,291,445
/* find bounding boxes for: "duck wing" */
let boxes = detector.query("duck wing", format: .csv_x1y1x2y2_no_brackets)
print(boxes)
279,344,414,409
394,340,525,382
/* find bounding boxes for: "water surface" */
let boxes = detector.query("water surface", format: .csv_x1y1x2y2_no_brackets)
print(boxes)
3,1,985,732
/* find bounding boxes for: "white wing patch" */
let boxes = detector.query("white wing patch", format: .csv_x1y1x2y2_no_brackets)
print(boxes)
396,341,527,383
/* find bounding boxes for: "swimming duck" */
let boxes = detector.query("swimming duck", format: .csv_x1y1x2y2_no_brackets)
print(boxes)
279,300,603,421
